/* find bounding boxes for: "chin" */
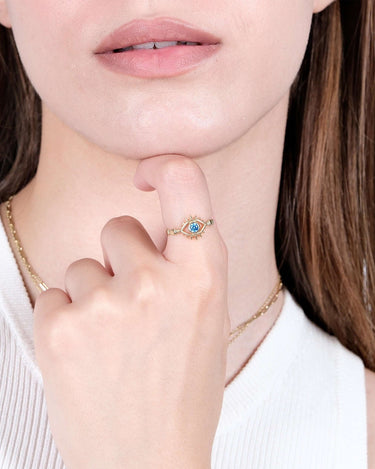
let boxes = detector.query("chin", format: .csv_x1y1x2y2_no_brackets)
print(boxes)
79,121,242,160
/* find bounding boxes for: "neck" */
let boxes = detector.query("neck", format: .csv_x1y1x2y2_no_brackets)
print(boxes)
2,92,289,384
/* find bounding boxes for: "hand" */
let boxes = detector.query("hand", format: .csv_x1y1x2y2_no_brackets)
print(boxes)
33,155,230,469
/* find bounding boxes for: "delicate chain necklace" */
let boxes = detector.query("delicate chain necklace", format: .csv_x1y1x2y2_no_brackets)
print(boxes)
5,196,48,293
5,194,283,344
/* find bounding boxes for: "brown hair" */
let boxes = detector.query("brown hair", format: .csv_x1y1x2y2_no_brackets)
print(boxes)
1,2,375,369
277,0,375,369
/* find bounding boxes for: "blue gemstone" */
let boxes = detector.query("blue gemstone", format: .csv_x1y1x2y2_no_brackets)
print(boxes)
189,222,200,233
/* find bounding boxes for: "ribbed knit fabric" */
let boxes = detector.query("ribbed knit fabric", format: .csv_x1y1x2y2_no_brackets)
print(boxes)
0,216,368,469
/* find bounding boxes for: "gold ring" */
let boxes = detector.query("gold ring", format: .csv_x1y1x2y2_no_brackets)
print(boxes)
166,216,214,240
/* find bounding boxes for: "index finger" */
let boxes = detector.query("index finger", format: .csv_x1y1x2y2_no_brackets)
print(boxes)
133,154,226,265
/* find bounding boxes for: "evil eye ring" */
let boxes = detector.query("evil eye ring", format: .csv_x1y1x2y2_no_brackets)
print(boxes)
166,216,214,240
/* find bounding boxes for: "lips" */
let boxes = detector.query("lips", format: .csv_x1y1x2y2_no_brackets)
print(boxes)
94,17,221,54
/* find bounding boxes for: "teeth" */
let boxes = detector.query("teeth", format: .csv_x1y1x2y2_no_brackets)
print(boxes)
113,41,201,53
133,42,157,49
154,41,179,48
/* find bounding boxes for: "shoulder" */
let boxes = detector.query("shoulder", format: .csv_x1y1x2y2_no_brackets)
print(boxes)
365,368,375,469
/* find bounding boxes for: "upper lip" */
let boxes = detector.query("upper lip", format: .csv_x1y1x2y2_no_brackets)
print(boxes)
94,17,221,54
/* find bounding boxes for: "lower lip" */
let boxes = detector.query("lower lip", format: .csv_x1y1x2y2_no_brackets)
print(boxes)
94,44,221,78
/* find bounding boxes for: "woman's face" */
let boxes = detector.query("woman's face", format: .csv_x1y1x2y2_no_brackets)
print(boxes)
0,1,333,159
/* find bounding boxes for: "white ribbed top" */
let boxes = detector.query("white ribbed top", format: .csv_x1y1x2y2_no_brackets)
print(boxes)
0,217,368,469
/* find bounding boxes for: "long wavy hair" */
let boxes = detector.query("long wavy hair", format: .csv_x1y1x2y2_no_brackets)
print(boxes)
1,1,374,369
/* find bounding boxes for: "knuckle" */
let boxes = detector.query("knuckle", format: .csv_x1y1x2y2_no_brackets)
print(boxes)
39,314,73,358
65,258,91,278
85,286,119,326
127,266,160,304
190,267,227,319
162,157,203,186
33,287,59,312
33,288,70,326
199,238,228,271
86,285,113,309
101,215,137,243
194,268,218,296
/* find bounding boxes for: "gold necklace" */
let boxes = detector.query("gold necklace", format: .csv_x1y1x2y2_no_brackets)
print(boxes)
5,194,283,344
5,195,48,293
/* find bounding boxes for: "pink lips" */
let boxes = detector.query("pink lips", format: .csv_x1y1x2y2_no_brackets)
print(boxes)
94,17,221,78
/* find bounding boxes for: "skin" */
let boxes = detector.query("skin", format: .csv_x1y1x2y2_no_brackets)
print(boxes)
0,0,374,467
